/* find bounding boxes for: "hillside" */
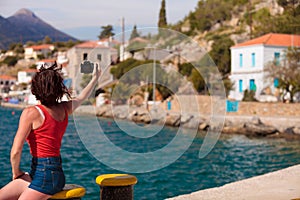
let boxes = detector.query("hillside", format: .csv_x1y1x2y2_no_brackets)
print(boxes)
0,8,77,49
174,0,299,50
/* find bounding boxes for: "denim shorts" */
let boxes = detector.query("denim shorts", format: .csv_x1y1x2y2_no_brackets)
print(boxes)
29,156,65,195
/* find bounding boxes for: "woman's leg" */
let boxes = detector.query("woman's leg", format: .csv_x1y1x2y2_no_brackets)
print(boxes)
18,188,51,200
0,174,31,200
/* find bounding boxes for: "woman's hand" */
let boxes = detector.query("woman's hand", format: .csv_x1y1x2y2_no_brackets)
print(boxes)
12,169,25,180
93,63,101,80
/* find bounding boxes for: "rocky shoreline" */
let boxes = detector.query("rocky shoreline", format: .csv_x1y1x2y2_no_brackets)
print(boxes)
2,102,300,140
93,104,300,140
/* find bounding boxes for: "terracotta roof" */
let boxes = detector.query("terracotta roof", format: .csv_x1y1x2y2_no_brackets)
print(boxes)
232,33,300,48
27,44,54,50
75,41,109,49
0,75,17,80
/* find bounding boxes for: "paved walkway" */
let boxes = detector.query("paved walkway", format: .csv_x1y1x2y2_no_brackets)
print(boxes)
167,164,300,200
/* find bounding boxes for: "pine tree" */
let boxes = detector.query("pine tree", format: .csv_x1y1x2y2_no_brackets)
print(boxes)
158,0,167,28
98,25,115,40
130,25,140,40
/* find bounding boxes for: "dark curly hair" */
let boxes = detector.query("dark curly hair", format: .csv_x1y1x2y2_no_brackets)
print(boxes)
31,62,71,106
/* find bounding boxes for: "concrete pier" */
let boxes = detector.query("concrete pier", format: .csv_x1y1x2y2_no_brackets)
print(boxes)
168,164,300,200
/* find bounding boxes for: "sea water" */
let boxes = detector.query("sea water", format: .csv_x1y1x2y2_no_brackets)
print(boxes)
1,106,300,199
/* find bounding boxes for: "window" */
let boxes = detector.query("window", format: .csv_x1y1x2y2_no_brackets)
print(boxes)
251,53,255,67
97,54,102,61
274,78,279,87
249,79,256,91
239,54,243,67
83,53,88,60
239,80,243,92
274,52,280,66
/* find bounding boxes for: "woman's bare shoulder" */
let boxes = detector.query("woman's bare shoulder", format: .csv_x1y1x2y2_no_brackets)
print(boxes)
60,101,73,114
22,106,40,118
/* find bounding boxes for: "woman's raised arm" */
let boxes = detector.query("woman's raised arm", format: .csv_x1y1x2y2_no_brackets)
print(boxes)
65,63,101,114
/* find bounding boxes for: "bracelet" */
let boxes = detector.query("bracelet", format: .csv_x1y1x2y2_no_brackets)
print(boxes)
14,172,25,180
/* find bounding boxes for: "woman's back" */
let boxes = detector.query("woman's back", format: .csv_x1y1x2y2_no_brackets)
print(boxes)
26,104,68,158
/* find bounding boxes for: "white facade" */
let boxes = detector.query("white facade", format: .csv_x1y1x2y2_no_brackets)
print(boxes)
24,45,55,60
66,41,113,95
229,44,286,100
17,70,37,84
0,75,17,94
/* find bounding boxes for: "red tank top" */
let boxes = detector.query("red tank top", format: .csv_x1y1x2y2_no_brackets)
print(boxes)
26,105,68,157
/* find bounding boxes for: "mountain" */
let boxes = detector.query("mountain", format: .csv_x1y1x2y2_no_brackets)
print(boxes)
0,8,77,49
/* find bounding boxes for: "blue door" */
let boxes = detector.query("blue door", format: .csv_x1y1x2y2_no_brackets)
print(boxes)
239,80,243,92
250,79,256,91
274,78,279,87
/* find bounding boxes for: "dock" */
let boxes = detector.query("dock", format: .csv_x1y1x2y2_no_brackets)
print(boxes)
168,164,300,200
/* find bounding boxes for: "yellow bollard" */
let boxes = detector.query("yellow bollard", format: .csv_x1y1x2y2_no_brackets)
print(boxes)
96,174,138,200
49,184,86,200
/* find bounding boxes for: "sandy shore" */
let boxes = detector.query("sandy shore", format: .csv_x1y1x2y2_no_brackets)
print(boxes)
167,164,300,200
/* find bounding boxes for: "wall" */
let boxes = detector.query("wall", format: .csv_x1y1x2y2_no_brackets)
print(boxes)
164,95,300,117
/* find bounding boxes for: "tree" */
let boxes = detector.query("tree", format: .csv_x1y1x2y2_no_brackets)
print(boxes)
223,78,234,97
110,58,180,100
158,0,167,28
188,0,232,33
266,47,300,103
8,43,24,54
43,36,52,44
188,68,206,93
129,25,140,40
98,25,115,40
1,56,19,66
242,89,257,101
178,63,193,77
80,74,93,89
209,35,234,77
277,0,300,17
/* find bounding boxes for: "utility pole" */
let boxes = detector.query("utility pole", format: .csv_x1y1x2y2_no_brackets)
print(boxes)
122,17,125,46
120,17,125,61
153,47,156,107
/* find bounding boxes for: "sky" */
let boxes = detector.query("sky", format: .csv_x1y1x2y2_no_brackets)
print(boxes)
0,0,199,40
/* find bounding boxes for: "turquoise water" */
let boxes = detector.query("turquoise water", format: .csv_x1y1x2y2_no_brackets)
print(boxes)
1,106,300,199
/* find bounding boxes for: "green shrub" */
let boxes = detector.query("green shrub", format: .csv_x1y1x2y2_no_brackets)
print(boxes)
242,89,257,102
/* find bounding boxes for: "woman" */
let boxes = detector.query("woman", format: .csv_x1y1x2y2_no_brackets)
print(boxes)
0,62,100,200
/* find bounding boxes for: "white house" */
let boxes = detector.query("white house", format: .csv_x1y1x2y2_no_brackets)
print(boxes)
24,44,55,60
17,69,37,84
229,33,300,101
0,75,17,94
